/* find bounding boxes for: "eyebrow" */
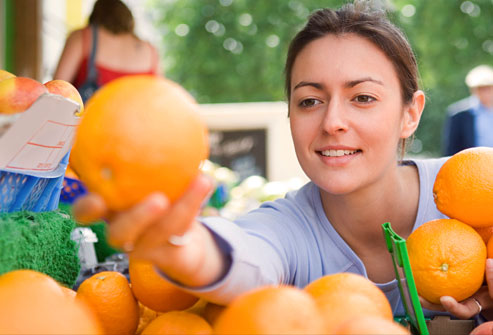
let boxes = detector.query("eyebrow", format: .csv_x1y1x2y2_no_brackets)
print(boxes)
292,77,384,91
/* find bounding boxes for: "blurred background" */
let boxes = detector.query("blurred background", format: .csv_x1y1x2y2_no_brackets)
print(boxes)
1,0,492,179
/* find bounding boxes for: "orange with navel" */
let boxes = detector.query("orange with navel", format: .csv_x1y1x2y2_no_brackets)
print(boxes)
214,285,325,334
129,258,199,312
304,272,393,332
433,147,493,227
76,271,139,335
407,219,486,304
70,75,209,211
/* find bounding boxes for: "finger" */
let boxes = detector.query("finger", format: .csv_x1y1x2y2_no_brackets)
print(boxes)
72,193,108,224
440,296,478,320
486,259,493,298
107,192,169,249
162,174,213,236
419,296,446,311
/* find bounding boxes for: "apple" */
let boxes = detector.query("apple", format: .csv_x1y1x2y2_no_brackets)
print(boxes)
44,80,84,115
0,69,15,82
0,77,48,115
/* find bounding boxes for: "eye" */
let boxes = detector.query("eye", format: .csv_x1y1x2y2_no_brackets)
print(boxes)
299,98,322,108
353,95,376,104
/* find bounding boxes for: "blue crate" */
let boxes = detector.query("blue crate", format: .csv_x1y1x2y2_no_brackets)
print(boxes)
0,153,70,213
60,176,87,204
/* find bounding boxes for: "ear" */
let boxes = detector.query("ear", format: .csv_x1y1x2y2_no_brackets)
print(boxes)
400,90,425,139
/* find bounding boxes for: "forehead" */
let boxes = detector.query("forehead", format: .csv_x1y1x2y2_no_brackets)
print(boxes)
291,33,400,88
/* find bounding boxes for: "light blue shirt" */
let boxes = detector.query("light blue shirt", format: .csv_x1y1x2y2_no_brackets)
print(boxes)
474,102,493,147
169,157,450,318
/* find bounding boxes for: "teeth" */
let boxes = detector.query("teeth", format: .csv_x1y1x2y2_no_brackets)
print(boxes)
320,149,358,157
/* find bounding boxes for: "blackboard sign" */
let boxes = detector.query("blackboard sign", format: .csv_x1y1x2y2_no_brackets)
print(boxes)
208,129,267,181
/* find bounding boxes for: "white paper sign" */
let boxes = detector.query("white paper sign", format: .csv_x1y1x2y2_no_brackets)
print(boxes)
0,93,80,177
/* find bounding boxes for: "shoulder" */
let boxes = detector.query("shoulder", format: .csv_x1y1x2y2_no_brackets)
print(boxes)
446,96,477,116
407,157,449,182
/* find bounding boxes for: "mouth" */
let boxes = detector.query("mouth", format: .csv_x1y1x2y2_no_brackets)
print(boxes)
318,149,362,157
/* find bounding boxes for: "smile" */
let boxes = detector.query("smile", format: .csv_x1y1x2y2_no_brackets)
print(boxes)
319,149,361,157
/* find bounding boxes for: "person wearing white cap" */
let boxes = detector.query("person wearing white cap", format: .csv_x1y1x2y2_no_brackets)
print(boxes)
443,64,493,155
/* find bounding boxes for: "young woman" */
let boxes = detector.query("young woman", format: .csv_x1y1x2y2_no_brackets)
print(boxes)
73,3,493,322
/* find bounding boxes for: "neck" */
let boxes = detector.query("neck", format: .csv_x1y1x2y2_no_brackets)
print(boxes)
320,164,419,249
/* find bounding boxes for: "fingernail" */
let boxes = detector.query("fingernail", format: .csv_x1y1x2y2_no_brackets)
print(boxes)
487,258,493,267
146,192,168,210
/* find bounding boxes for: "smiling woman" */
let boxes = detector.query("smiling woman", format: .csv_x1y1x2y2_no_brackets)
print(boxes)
72,2,489,330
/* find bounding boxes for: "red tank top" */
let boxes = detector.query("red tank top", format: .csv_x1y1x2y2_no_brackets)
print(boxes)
72,27,159,89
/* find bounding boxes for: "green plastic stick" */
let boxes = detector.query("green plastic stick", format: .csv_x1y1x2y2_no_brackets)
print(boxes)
382,222,429,335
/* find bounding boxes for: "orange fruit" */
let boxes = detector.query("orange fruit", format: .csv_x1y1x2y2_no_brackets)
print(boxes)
70,75,209,211
475,226,493,244
61,285,77,299
334,315,410,334
202,301,226,326
76,271,139,335
141,311,212,335
433,147,493,228
407,219,486,304
136,301,161,335
487,235,493,259
304,272,393,333
0,269,102,334
214,285,325,334
129,258,199,312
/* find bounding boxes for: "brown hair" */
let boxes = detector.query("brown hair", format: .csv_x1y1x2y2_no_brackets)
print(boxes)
285,4,418,104
284,4,419,157
89,0,135,34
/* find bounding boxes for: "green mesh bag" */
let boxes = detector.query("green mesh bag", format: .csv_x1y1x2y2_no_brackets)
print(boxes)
0,210,80,287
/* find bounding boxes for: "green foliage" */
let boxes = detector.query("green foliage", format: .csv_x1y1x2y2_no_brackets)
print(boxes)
149,0,493,156
149,0,342,103
393,0,493,156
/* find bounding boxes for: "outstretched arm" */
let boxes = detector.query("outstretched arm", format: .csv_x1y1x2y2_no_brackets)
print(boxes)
73,174,229,287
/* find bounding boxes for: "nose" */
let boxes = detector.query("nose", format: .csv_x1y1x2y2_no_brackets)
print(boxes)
321,98,348,135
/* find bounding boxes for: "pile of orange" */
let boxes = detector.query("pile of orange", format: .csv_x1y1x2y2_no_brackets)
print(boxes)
406,147,493,304
0,269,102,334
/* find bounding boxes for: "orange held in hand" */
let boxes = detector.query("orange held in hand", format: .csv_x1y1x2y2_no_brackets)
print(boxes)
129,258,199,312
214,285,325,334
76,271,139,335
433,147,493,228
304,272,393,333
407,219,486,304
0,269,102,334
0,76,47,114
70,75,209,211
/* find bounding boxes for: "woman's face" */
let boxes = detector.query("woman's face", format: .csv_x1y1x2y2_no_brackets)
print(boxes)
289,33,422,195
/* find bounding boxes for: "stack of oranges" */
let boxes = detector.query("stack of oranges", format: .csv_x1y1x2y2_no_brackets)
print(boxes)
407,147,493,305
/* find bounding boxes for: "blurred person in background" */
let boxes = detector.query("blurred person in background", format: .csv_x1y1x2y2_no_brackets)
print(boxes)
443,65,493,156
53,0,161,101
